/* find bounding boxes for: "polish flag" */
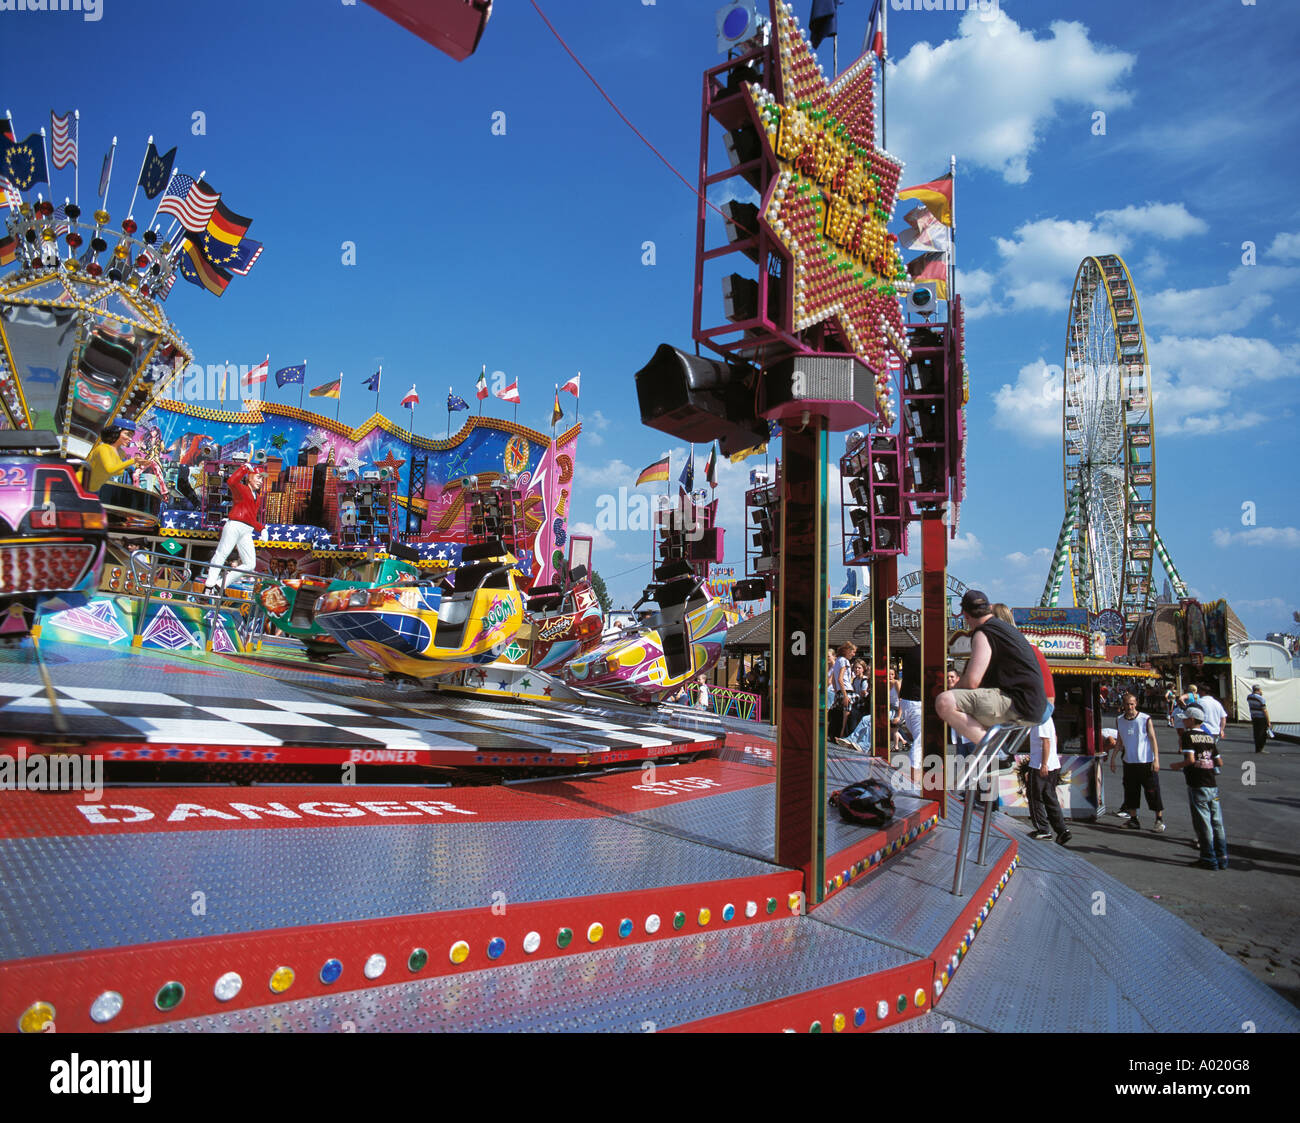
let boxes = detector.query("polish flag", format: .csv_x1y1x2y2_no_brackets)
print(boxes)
561,372,580,396
495,380,521,404
401,385,419,407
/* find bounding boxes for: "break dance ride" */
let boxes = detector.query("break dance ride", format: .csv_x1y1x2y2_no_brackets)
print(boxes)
2,4,1296,1038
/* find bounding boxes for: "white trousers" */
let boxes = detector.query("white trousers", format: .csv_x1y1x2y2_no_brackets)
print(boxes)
204,519,258,590
899,698,924,768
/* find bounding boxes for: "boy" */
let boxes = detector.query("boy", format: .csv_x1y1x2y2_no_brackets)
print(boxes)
1027,716,1071,845
1169,704,1228,870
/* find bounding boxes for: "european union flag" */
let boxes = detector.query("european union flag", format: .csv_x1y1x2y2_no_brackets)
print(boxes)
138,142,177,200
447,392,469,412
275,364,306,388
0,132,49,191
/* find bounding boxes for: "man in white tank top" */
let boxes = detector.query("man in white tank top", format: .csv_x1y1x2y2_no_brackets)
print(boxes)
1109,691,1166,831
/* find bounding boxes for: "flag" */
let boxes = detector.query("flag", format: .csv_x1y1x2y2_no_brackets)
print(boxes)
178,237,231,296
636,456,671,486
551,387,563,427
138,142,176,200
157,176,220,233
401,385,419,408
906,251,949,300
448,390,469,412
0,234,17,266
705,443,718,488
242,357,269,390
475,365,488,400
362,369,381,393
898,172,954,227
867,0,885,59
224,238,263,276
0,115,12,143
561,372,580,396
97,148,113,197
310,377,342,399
275,363,306,388
52,205,69,237
898,205,951,254
809,0,838,48
0,133,49,191
1,176,22,210
51,111,77,170
495,380,521,404
203,198,252,246
678,450,694,494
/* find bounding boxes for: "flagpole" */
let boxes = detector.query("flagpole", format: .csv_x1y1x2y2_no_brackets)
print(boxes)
2,109,22,207
39,127,52,202
299,361,306,410
99,136,117,212
374,365,381,415
948,152,957,308
336,373,342,422
881,1,888,150
447,387,452,439
73,110,79,209
147,167,179,231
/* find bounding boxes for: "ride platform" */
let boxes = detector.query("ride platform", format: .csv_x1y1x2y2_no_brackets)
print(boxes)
1,639,1296,1034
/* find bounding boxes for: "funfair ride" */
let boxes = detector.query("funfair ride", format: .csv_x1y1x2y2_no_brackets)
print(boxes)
1039,254,1188,629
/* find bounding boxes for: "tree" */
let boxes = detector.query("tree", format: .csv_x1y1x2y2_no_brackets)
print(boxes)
589,569,612,615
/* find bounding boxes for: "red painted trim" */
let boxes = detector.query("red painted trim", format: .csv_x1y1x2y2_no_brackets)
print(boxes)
817,802,940,904
666,958,934,1033
0,736,725,771
1,872,801,1033
927,838,1019,1001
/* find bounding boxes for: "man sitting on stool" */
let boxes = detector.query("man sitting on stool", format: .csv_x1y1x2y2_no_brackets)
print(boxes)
936,589,1048,748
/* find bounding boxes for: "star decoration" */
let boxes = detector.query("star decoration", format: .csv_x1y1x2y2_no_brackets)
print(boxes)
338,455,365,479
269,432,289,451
747,1,909,408
373,450,406,475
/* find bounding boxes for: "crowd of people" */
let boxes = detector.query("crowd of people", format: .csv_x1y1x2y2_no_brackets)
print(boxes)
816,587,1260,872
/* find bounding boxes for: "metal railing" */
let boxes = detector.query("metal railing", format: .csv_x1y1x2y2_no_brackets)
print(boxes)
126,547,268,647
685,683,763,721
951,722,1032,896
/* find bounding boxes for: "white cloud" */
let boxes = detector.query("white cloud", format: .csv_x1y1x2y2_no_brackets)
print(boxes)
991,357,1062,441
1267,232,1300,261
1148,333,1300,435
949,532,984,561
1143,265,1300,335
1005,547,1053,566
1141,250,1169,279
955,266,1000,319
1234,597,1295,614
583,409,611,447
887,11,1135,185
569,521,616,552
1211,526,1300,549
993,218,1121,313
1095,203,1208,241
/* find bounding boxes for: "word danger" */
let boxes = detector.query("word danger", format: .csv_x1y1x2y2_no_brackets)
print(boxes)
75,798,477,825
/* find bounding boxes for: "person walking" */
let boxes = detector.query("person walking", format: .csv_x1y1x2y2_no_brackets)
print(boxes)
1110,690,1167,832
1026,716,1071,845
1246,684,1272,753
1170,704,1228,870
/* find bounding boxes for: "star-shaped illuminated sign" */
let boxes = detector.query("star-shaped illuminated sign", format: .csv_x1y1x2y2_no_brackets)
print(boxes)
746,1,909,400
373,450,406,475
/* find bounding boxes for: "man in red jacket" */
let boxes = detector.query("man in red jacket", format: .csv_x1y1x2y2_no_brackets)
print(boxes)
203,463,266,595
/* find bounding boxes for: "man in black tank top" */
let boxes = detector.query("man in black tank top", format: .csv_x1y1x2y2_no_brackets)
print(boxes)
936,589,1048,746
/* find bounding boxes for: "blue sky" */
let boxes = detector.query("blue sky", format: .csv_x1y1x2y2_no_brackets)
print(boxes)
6,0,1298,637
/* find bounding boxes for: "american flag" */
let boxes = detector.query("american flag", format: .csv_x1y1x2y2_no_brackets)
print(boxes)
52,204,69,237
0,176,20,209
51,111,77,169
156,175,220,233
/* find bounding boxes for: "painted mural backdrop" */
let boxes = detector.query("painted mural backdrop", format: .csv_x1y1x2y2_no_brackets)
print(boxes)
144,401,579,575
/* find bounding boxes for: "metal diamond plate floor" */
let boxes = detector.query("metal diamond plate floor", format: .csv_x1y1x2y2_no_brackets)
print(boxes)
0,818,782,960
140,917,913,1033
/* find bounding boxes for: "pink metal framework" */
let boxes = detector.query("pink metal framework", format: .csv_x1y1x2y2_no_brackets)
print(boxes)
840,433,906,566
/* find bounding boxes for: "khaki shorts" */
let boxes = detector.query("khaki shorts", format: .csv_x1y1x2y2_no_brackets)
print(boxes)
949,688,1037,728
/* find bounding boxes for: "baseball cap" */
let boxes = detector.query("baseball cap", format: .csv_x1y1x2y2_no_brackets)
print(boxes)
112,419,136,433
1183,705,1206,722
960,589,991,615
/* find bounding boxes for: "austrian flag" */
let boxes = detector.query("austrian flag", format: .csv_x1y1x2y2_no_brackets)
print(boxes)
495,380,521,405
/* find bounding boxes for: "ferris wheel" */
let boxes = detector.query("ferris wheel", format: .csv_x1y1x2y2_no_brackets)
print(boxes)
1039,254,1187,622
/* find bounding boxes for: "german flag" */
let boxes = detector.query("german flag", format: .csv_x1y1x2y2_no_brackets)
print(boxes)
906,251,949,300
309,378,342,400
0,233,17,266
635,455,671,486
178,237,231,296
205,200,253,248
897,172,953,227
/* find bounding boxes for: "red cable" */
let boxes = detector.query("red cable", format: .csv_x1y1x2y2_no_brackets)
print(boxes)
527,0,735,226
